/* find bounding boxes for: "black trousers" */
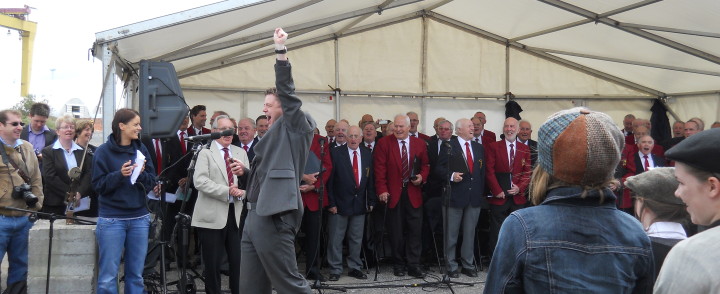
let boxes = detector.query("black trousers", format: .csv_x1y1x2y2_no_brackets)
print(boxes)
300,207,323,276
387,188,423,268
196,204,240,294
489,200,523,258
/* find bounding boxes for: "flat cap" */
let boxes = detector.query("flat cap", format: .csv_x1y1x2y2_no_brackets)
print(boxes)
625,167,684,205
665,128,720,174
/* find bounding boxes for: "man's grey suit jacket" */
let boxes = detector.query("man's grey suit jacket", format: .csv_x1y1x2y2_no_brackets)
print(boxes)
245,62,316,217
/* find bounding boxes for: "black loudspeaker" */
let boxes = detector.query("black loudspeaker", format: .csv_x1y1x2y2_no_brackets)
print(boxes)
139,60,189,139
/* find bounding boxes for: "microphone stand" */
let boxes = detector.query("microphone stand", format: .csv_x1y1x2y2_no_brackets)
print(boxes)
440,142,474,293
171,140,210,293
309,138,345,293
0,205,95,294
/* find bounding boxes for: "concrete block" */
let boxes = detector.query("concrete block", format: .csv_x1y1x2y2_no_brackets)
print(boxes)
27,220,97,294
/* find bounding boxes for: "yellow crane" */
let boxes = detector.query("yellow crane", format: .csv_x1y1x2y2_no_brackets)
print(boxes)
1,5,36,97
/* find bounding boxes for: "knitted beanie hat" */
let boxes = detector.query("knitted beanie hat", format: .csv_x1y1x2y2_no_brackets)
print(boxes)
625,167,684,205
537,107,624,186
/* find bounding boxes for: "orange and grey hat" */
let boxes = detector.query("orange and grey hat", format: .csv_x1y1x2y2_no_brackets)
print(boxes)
537,107,624,186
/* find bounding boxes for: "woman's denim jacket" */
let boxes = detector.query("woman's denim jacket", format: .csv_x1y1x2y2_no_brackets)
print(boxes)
484,186,654,294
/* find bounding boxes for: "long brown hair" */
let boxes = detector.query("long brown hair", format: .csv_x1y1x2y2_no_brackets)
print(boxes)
111,108,139,143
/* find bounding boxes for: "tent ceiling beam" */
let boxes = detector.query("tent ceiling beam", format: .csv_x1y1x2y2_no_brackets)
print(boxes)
620,23,720,39
428,12,664,97
155,0,324,61
539,0,720,66
667,90,720,97
164,0,423,62
181,85,654,100
512,0,661,42
95,0,270,44
535,47,720,77
178,11,422,78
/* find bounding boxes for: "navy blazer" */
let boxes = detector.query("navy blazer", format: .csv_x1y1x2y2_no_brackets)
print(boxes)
327,145,376,216
633,152,666,173
232,137,259,162
436,137,487,209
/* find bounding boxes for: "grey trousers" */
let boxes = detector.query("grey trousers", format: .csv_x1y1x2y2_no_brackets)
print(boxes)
443,205,481,272
240,208,311,294
326,213,365,275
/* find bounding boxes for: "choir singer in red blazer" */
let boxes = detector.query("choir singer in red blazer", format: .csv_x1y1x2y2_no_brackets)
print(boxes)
373,114,430,278
484,117,532,258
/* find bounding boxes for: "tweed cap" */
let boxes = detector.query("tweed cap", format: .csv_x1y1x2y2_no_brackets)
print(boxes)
665,128,720,174
537,107,624,186
625,167,684,205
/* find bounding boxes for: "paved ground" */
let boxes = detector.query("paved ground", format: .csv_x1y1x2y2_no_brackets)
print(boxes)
153,260,487,293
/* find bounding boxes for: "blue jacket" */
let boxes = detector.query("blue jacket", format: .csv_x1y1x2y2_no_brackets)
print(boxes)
484,186,654,294
434,137,487,208
327,145,376,215
92,134,156,218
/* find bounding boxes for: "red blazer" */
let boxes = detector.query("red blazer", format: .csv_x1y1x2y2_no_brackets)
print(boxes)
485,139,532,206
622,143,665,159
302,134,333,211
412,132,431,142
482,130,497,145
373,135,430,209
186,126,211,136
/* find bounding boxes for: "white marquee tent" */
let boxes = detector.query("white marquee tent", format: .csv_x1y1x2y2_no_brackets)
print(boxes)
93,0,720,139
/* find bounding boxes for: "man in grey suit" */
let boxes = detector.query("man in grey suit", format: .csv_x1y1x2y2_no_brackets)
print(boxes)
240,28,315,294
192,115,247,294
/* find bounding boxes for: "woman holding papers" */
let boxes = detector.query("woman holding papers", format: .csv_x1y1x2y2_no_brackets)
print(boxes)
92,108,157,294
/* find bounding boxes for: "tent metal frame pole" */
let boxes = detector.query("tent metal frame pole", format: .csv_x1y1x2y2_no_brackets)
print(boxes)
620,23,720,39
511,0,661,42
180,86,654,100
100,43,117,142
532,47,720,77
94,0,270,43
334,37,340,121
427,12,665,97
539,0,720,66
668,90,720,97
155,0,325,61
164,0,424,62
505,45,510,94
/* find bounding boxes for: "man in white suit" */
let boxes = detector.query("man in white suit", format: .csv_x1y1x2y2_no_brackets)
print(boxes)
192,115,248,294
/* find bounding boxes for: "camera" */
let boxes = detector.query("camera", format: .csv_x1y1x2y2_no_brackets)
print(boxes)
377,119,389,125
12,184,39,208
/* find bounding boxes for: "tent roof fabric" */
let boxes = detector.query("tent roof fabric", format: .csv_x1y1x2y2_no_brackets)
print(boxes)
94,0,720,96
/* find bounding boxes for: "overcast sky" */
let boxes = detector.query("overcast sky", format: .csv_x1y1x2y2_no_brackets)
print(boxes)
0,0,219,115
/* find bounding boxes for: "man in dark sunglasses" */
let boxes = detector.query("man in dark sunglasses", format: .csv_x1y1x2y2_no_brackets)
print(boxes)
20,103,57,160
0,109,45,292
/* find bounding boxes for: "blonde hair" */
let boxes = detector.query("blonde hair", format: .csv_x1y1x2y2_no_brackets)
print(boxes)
530,165,619,206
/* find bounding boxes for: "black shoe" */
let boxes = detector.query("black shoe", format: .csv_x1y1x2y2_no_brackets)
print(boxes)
348,269,367,280
393,267,406,277
328,274,340,281
447,269,459,278
407,267,425,278
307,272,327,282
461,267,478,278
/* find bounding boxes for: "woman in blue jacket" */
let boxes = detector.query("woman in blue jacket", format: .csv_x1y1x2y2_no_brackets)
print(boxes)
92,108,156,294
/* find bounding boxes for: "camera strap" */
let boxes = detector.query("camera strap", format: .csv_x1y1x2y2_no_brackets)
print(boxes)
0,145,32,184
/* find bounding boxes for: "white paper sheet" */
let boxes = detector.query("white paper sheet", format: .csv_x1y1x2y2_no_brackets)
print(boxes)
147,190,177,203
130,150,145,185
73,197,91,212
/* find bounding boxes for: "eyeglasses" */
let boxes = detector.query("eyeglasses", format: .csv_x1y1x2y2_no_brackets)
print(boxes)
6,122,25,127
59,125,76,130
216,127,236,132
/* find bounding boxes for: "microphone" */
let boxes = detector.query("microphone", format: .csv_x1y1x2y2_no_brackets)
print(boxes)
184,129,234,142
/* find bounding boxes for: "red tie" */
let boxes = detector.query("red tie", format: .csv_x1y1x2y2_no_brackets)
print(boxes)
352,150,360,188
643,155,650,171
367,144,372,149
222,147,233,186
509,143,515,171
401,141,410,183
465,142,473,174
243,145,249,153
154,139,162,174
179,131,186,154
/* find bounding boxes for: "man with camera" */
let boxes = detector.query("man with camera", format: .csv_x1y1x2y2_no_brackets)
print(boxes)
0,109,44,291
